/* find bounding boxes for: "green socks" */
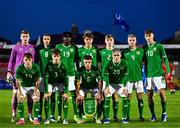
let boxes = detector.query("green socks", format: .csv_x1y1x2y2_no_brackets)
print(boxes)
18,103,24,118
122,97,128,119
138,99,144,118
104,96,111,119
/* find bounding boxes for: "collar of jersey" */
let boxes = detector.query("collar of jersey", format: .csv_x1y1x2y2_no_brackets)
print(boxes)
148,42,156,47
130,47,137,51
62,44,71,48
113,60,121,66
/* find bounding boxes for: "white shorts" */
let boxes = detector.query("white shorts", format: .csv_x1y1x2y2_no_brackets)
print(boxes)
79,88,99,98
146,76,166,90
18,86,36,97
109,84,127,97
68,76,75,91
126,81,144,93
48,83,64,93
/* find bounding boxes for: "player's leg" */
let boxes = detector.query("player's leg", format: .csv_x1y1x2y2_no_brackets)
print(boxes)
94,88,102,124
117,86,129,124
126,82,133,121
7,76,17,122
68,76,78,121
147,78,156,121
38,92,44,121
112,92,119,122
11,88,18,122
38,79,45,122
70,91,79,121
16,88,25,125
103,87,111,124
154,76,167,122
76,89,85,123
57,92,62,122
50,92,56,122
136,81,144,121
26,94,33,122
32,89,40,125
44,84,53,124
62,92,68,124
44,96,50,124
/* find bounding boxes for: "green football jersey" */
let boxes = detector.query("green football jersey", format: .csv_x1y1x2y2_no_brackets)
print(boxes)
56,44,77,76
122,47,144,81
78,46,99,67
143,42,169,77
100,48,113,79
39,47,52,76
76,66,102,89
104,59,128,86
16,63,41,87
44,61,67,84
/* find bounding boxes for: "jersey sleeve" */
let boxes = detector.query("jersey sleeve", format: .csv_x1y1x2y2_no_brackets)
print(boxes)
62,63,68,93
96,46,101,63
35,64,41,81
74,45,80,70
96,68,102,82
159,44,170,73
15,65,22,81
8,45,17,72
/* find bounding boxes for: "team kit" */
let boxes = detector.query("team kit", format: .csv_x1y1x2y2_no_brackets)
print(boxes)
6,29,170,125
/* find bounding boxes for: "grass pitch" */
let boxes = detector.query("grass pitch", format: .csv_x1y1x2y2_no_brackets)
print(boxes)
0,90,180,127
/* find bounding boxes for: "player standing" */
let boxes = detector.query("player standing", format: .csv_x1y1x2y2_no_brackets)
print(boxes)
56,32,79,122
7,30,35,122
143,29,170,122
122,34,144,121
35,34,52,122
100,34,114,124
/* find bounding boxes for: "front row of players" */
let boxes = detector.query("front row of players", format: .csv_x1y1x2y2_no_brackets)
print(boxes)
15,49,130,125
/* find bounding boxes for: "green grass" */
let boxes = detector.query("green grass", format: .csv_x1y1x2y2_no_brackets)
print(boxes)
0,90,180,127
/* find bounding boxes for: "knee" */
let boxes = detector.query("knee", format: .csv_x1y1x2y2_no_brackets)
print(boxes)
18,95,24,103
33,95,40,102
33,90,40,102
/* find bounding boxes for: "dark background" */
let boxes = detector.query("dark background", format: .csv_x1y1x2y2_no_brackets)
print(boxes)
0,0,180,44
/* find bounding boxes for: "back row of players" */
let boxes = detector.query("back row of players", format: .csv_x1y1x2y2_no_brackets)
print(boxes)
6,29,170,125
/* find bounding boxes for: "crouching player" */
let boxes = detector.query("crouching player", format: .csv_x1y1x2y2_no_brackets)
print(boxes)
104,49,129,124
75,55,103,124
16,53,41,125
43,49,69,125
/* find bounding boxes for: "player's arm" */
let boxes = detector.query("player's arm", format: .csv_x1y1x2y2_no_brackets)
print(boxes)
74,45,80,70
95,46,102,68
75,70,84,102
122,61,129,87
34,45,43,64
97,69,103,94
75,70,80,96
62,64,69,99
7,46,17,79
43,63,51,99
160,44,170,74
15,66,23,95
